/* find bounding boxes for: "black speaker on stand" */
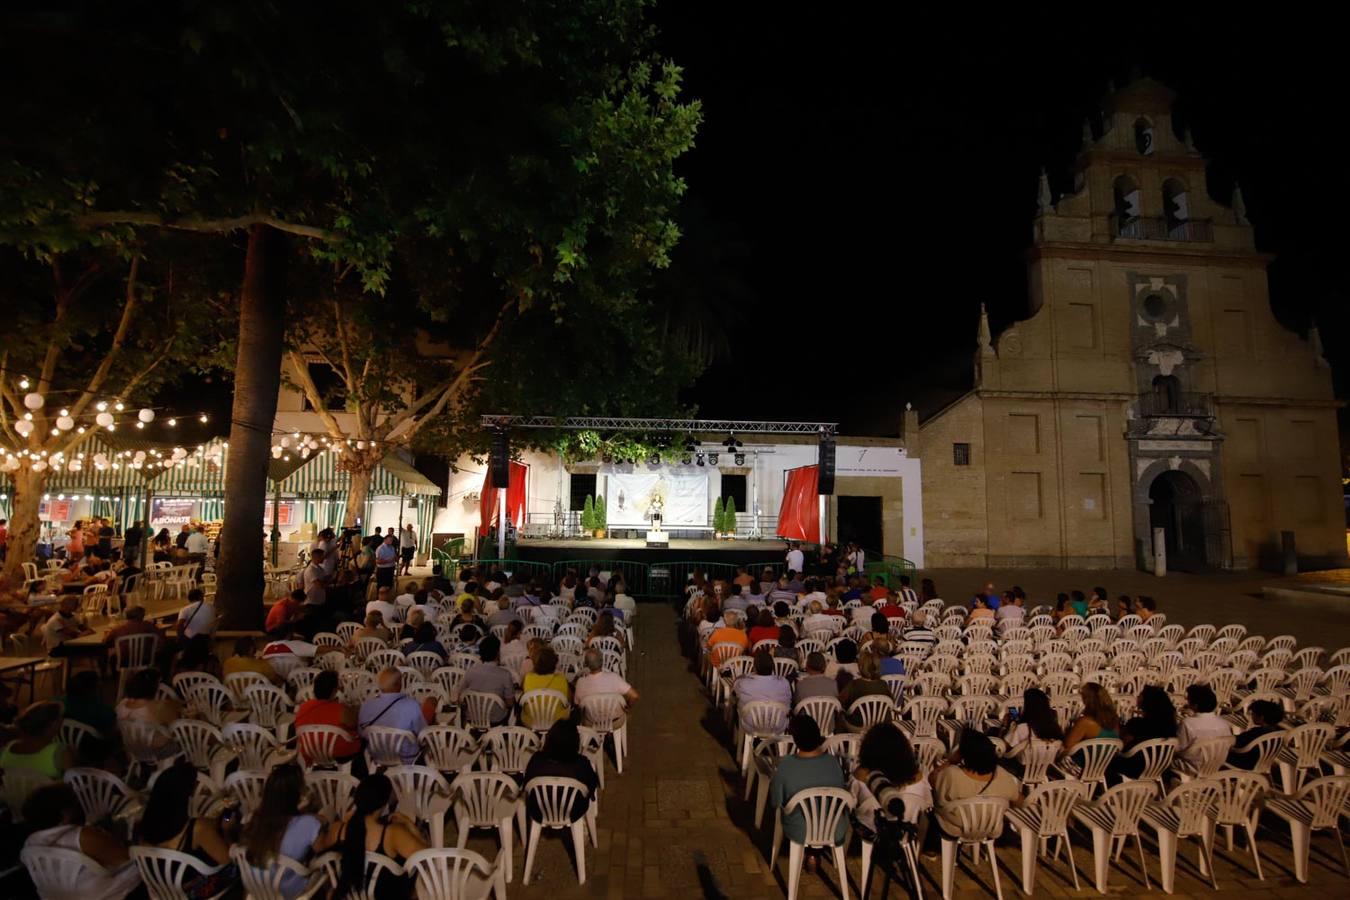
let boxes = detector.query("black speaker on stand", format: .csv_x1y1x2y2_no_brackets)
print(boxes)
490,430,511,485
818,432,836,495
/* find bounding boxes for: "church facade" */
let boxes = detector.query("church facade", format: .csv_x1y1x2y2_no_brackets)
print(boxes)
913,79,1346,571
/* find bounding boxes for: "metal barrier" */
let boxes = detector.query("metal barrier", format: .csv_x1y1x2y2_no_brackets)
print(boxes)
550,559,654,597
469,558,555,580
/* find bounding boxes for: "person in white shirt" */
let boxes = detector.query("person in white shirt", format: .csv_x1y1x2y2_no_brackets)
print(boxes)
394,581,419,610
574,648,640,707
399,524,417,575
366,585,402,627
802,601,841,637
785,543,804,577
612,588,637,622
846,542,865,574
408,589,440,624
176,588,218,640
42,595,91,653
1176,684,1233,763
312,528,338,578
302,550,329,607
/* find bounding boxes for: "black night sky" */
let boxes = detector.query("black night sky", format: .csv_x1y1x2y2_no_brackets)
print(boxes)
659,10,1350,439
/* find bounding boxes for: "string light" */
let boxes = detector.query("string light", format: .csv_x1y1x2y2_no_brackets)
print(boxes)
18,378,30,389
199,414,208,423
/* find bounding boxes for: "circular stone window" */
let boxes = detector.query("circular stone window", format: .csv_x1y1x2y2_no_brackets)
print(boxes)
1142,293,1169,321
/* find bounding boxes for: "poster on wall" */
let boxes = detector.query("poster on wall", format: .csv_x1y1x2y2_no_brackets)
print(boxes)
605,469,708,527
262,501,297,528
39,499,73,522
151,498,196,526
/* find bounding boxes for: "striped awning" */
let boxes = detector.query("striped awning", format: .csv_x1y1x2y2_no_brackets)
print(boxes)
275,449,441,497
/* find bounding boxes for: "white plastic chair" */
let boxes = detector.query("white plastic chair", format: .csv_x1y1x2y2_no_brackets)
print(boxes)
244,683,296,742
229,844,331,900
1005,780,1088,893
1011,738,1061,787
899,696,948,739
221,721,291,770
793,696,842,738
339,851,406,900
130,846,227,900
461,690,509,731
449,770,522,882
1140,779,1221,893
1275,722,1334,792
387,764,454,847
768,786,855,900
223,769,268,819
745,736,795,828
304,769,359,823
938,796,1008,900
1264,774,1350,883
737,700,790,776
579,692,629,775
296,724,357,771
519,688,570,732
846,694,896,732
405,846,506,900
63,767,143,837
19,845,118,900
58,718,102,756
1207,771,1267,881
1115,737,1178,795
1172,735,1234,782
521,776,591,885
364,725,420,770
1056,737,1122,797
1070,780,1155,893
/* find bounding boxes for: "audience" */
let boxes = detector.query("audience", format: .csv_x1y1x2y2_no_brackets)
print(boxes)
793,652,836,704
1175,683,1232,764
769,714,848,862
521,645,571,727
295,670,362,768
22,782,141,897
524,720,600,823
1113,685,1177,779
839,651,892,731
1061,682,1120,755
241,765,323,897
854,722,932,831
574,647,640,708
460,636,516,725
931,730,1021,839
733,650,792,709
224,636,281,683
357,669,425,762
0,701,70,779
138,761,235,886
1228,700,1284,769
999,688,1062,776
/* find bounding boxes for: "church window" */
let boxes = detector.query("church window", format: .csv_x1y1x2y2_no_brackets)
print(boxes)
1134,117,1155,155
1113,176,1142,236
1141,293,1168,321
1162,178,1190,235
1151,374,1181,413
953,443,971,466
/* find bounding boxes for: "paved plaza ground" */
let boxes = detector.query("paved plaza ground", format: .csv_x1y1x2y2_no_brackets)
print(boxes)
491,569,1350,899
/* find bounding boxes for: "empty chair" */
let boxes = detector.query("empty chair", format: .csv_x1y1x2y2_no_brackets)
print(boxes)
404,847,506,900
899,696,948,740
244,683,296,741
481,726,541,776
130,846,227,900
1005,780,1088,894
1071,780,1155,893
768,786,855,900
1207,771,1267,881
449,771,521,882
521,776,592,885
1264,774,1350,883
221,721,290,770
230,844,332,900
420,725,480,774
1276,722,1335,792
1140,779,1221,893
305,769,359,823
1056,738,1122,797
387,764,454,847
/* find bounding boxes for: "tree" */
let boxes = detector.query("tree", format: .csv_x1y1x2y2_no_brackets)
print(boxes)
582,495,596,533
4,2,702,624
712,496,726,534
594,495,607,534
723,496,737,536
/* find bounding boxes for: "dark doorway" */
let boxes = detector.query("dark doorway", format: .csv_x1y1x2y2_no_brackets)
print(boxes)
1148,471,1206,570
836,496,883,555
568,473,596,510
720,474,747,513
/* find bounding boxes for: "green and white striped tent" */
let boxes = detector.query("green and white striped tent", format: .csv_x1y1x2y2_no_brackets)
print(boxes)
1,433,151,531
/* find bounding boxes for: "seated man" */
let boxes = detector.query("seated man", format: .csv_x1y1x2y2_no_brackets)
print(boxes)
793,652,836,704
1176,684,1231,764
357,668,424,763
42,595,92,655
574,648,640,708
103,604,164,651
486,596,520,629
295,669,362,768
365,586,401,629
733,650,792,708
1228,700,1284,769
708,609,750,651
176,588,218,641
224,636,282,683
460,635,515,724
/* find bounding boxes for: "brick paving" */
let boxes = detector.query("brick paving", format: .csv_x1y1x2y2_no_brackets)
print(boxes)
474,595,1349,899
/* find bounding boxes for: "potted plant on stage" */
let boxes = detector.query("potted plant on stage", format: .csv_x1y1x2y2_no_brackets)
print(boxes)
581,495,595,538
593,495,607,539
722,496,737,540
713,496,729,539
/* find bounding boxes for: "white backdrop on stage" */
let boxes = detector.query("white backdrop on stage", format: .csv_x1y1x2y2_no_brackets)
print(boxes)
605,469,708,527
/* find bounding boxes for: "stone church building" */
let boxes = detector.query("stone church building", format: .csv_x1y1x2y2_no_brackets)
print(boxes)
913,78,1345,571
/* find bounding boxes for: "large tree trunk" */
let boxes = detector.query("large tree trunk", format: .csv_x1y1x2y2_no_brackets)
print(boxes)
1,466,48,585
342,466,373,529
217,224,288,628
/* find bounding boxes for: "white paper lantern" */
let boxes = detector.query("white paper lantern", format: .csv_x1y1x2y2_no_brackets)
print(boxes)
271,447,283,458
23,392,44,410
134,451,147,462
300,447,311,458
31,459,46,472
280,436,291,448
93,453,108,466
138,408,155,423
56,415,74,431
14,420,34,437
171,447,187,460
95,411,114,428
1,457,17,472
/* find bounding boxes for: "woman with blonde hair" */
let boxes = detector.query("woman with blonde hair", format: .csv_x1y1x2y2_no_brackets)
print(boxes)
1061,681,1119,754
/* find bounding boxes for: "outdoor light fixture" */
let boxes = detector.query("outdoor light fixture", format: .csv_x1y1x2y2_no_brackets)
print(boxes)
734,452,746,466
167,418,177,427
681,455,692,465
695,452,705,466
601,452,613,464
722,431,743,450
199,414,209,423
708,452,719,466
648,453,660,465
18,378,30,390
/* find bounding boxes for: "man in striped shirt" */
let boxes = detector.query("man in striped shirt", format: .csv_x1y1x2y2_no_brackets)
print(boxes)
896,575,919,606
901,609,936,646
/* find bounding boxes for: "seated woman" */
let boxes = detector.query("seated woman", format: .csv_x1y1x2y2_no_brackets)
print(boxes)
116,668,181,758
1051,593,1072,622
241,764,325,898
769,714,848,869
1110,685,1177,781
747,608,780,647
295,670,363,770
138,761,236,897
524,720,600,823
968,595,995,623
999,688,1063,777
323,772,427,900
0,701,72,780
352,610,393,646
774,627,801,666
22,782,141,898
585,611,628,654
61,669,117,736
1134,595,1158,622
853,722,931,842
1061,682,1120,757
929,729,1021,845
1228,700,1284,769
839,651,893,732
403,621,448,660
521,646,571,728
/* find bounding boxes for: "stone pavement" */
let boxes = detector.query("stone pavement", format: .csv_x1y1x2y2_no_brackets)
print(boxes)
465,597,1349,899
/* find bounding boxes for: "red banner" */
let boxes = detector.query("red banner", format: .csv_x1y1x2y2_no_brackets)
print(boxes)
777,464,820,543
478,461,528,536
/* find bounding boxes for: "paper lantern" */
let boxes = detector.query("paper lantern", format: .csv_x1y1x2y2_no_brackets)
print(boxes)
271,447,283,458
23,392,44,410
56,415,74,431
280,436,291,448
31,459,47,472
171,447,187,460
138,408,155,423
95,412,114,428
14,420,33,437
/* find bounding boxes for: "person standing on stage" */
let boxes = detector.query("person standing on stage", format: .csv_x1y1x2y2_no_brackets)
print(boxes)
399,523,417,576
785,542,804,577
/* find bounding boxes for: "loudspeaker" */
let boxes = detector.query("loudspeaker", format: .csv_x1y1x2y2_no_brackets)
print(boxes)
818,435,836,495
490,431,510,485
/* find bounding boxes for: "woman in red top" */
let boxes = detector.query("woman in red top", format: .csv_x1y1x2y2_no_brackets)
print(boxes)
295,670,362,765
747,608,781,647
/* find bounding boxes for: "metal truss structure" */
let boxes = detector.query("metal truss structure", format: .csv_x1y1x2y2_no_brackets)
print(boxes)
479,415,836,435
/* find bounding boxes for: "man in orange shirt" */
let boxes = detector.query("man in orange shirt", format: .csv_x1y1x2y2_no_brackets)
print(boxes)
707,609,750,651
868,577,890,603
265,589,306,634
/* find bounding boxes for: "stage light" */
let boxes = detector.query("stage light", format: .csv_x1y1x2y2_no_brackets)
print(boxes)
684,437,697,453
601,453,613,465
681,455,692,465
648,453,659,465
708,452,719,466
734,452,746,466
723,431,742,450
695,452,705,466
